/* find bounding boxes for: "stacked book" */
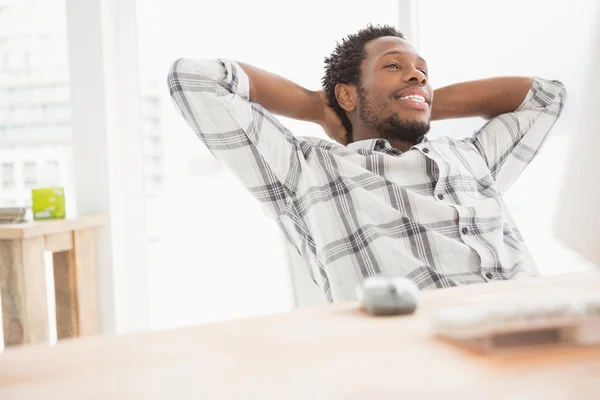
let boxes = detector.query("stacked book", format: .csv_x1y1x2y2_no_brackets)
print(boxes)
0,207,27,224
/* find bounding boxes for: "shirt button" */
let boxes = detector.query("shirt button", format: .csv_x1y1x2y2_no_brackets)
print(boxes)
437,194,444,200
486,272,493,279
462,227,469,234
422,148,430,153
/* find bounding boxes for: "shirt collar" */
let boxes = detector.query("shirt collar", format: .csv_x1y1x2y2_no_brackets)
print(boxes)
346,138,380,151
346,136,429,152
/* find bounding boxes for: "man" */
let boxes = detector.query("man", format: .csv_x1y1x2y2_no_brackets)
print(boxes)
168,25,566,302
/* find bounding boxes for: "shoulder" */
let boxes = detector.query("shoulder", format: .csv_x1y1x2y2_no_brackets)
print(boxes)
429,135,479,153
297,136,349,154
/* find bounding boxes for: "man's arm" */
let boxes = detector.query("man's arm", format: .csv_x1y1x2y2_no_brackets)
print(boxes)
237,62,324,123
238,63,346,143
437,77,567,194
430,77,534,121
168,58,323,218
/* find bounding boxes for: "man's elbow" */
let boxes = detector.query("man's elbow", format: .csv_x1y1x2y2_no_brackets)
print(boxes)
167,58,224,95
537,78,567,119
167,58,187,99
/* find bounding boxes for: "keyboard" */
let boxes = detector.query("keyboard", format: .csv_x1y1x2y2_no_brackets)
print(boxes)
432,298,600,351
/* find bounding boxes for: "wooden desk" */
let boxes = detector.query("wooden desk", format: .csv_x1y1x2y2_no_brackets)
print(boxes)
1,270,599,399
0,215,105,347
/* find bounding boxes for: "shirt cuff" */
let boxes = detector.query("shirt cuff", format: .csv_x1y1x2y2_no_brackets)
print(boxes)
517,76,566,111
218,58,250,101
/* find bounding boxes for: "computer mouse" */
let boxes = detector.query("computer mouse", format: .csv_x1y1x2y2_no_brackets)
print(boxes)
357,275,419,316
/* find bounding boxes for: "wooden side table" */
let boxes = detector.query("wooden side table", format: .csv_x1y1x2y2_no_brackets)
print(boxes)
0,215,106,347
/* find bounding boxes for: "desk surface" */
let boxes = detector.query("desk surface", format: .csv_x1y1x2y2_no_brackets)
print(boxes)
0,215,107,239
1,270,599,399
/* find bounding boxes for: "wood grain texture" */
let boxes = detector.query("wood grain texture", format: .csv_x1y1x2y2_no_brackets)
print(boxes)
53,250,78,339
44,232,73,253
72,229,99,336
0,270,598,399
52,229,99,339
0,215,106,240
0,237,49,346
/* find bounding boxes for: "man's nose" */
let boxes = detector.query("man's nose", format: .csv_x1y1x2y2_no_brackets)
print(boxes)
403,67,427,86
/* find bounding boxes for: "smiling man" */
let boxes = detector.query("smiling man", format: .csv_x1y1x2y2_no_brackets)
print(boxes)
168,25,566,302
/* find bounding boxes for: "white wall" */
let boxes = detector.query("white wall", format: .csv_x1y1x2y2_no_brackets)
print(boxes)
66,0,149,334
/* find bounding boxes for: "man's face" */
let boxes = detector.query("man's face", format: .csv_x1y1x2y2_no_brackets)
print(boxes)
356,36,433,143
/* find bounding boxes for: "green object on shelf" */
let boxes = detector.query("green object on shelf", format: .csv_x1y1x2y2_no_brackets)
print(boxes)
32,187,66,220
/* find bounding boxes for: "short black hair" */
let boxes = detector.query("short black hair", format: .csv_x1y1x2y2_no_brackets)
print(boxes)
322,25,404,143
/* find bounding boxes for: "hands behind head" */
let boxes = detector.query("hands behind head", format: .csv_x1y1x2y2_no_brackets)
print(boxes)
316,90,348,146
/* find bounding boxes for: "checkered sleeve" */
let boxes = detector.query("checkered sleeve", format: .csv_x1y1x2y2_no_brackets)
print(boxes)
469,77,567,194
168,58,302,217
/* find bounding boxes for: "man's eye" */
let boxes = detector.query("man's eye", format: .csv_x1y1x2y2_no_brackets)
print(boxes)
386,63,400,69
419,69,428,76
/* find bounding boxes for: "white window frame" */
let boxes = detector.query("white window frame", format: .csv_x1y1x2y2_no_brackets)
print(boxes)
65,0,149,334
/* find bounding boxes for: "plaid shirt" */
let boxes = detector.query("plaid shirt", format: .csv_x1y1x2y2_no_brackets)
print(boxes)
168,58,566,302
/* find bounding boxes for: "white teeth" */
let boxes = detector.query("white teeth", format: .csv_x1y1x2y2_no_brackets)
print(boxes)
400,95,426,103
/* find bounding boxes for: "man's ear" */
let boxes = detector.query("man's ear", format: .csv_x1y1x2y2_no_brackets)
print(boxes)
335,83,357,112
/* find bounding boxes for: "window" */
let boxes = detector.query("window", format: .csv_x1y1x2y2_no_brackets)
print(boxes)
0,0,74,211
2,163,15,189
23,161,37,188
42,160,60,186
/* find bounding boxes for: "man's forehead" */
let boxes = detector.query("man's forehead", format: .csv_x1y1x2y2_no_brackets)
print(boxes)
364,36,419,61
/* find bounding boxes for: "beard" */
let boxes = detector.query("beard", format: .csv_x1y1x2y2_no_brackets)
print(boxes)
357,86,430,144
